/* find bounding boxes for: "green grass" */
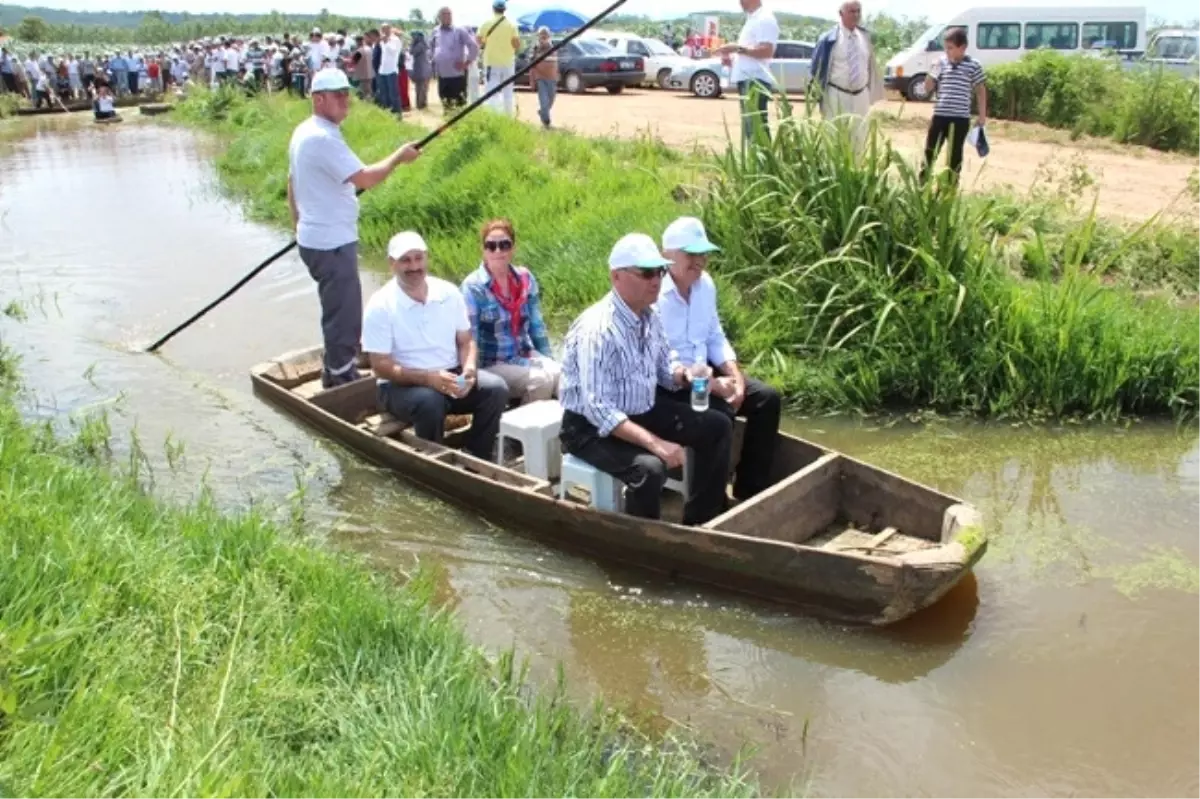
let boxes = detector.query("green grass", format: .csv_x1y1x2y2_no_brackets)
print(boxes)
170,86,1198,421
0,347,758,797
0,94,22,119
987,49,1200,154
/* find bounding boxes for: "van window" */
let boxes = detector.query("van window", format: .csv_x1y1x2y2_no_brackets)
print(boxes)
627,40,650,56
978,23,1022,49
1025,22,1080,50
1082,22,1138,50
1147,34,1198,59
925,26,963,51
774,42,810,59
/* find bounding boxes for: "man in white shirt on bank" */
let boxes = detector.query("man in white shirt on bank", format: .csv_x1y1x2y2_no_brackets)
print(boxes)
362,231,509,459
714,0,779,144
287,68,421,389
375,22,404,115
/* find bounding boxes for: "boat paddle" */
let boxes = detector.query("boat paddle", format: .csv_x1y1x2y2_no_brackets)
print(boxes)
145,0,629,354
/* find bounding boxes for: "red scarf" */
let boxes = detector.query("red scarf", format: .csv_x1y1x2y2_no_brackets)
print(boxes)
490,266,531,351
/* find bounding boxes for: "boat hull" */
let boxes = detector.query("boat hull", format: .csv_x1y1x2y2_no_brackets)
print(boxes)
250,348,986,625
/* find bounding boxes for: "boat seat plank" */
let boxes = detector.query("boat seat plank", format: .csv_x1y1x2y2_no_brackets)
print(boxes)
813,526,936,554
361,412,408,438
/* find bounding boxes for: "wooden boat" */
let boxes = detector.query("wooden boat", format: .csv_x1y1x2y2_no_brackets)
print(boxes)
15,95,155,116
94,115,123,125
138,103,173,116
251,346,988,626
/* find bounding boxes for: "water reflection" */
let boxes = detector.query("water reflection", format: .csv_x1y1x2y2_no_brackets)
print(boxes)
0,116,1196,798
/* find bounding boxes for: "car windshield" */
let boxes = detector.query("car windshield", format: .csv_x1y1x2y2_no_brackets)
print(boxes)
1148,34,1199,59
643,38,678,55
574,39,616,55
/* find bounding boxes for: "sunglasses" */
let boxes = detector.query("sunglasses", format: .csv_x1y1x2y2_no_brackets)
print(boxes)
484,238,513,252
624,266,666,280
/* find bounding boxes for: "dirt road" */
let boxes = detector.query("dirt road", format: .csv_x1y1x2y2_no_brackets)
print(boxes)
410,87,1196,223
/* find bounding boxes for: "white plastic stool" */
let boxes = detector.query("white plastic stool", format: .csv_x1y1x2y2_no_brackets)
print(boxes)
559,453,623,512
496,399,564,480
663,448,695,497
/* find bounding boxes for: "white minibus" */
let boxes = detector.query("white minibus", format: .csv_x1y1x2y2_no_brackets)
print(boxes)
884,3,1148,100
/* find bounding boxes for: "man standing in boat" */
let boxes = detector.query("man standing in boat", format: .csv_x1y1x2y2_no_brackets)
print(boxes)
657,216,781,500
558,233,733,525
287,67,421,388
361,231,509,459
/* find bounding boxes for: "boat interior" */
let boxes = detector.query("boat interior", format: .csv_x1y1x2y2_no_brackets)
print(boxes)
257,350,962,557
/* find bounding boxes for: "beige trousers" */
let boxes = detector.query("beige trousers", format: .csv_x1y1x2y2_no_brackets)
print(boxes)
484,356,562,404
821,85,874,154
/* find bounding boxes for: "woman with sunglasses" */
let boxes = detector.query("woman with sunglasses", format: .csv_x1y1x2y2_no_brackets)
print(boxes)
460,218,561,404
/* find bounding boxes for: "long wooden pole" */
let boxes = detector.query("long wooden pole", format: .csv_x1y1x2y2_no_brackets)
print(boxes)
146,0,629,354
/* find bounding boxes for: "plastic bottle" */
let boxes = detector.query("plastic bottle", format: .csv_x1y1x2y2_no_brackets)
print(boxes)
689,356,710,412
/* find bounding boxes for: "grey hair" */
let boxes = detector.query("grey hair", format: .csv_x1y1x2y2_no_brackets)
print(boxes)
537,25,551,35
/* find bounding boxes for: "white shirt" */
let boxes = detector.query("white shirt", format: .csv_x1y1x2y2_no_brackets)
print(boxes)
306,40,328,71
67,59,79,77
378,34,402,75
287,116,365,250
729,5,779,86
97,95,114,112
828,25,868,92
24,59,41,81
656,272,737,368
224,47,240,71
362,277,470,374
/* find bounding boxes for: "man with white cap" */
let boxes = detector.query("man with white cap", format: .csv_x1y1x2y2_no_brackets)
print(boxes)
558,233,733,525
362,231,509,459
657,216,781,501
287,67,421,389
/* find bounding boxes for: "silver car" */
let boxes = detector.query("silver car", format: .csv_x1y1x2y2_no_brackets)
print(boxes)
667,40,815,98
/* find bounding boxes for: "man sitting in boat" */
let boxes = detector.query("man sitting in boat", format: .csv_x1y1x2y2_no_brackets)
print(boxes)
657,216,781,500
93,84,118,120
361,231,509,460
558,233,733,525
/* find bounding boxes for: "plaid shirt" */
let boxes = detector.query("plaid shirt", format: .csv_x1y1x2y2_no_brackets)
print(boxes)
460,264,553,368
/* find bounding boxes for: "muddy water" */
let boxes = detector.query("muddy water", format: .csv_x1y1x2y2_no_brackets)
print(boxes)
2,118,1197,797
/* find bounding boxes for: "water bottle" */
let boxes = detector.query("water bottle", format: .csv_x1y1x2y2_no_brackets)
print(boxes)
689,356,710,412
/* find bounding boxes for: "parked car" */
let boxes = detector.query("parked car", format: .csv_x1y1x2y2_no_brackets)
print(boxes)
666,40,814,98
515,38,645,94
581,30,693,88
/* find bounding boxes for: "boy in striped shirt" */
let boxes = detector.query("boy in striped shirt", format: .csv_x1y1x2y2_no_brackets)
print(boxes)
921,27,987,183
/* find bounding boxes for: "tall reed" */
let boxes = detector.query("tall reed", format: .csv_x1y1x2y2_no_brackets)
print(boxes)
700,109,1198,419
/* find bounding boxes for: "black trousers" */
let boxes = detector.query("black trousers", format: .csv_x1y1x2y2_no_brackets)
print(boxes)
560,394,732,526
438,75,467,109
922,114,971,182
661,376,781,500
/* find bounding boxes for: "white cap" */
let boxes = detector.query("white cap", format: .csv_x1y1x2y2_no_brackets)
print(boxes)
387,231,428,259
662,216,720,254
310,67,350,92
607,233,671,271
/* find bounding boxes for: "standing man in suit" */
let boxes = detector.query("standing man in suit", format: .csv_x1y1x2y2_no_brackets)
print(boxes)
810,1,885,154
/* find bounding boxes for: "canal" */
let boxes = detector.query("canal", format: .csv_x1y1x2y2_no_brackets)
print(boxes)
1,117,1196,797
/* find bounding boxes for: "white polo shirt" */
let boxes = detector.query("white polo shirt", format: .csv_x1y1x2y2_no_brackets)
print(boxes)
729,5,779,87
362,277,470,376
287,115,364,251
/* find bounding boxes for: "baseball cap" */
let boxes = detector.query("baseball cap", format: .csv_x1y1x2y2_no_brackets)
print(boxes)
662,216,720,254
387,231,428,260
608,233,671,271
310,68,350,92
493,0,507,9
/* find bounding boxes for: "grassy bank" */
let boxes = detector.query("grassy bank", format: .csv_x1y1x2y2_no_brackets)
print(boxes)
987,50,1200,154
0,347,757,796
171,88,1198,420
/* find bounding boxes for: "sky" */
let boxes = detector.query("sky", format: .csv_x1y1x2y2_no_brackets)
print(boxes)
33,0,1200,26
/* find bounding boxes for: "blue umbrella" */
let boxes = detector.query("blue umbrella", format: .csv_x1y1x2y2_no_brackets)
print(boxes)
516,7,589,33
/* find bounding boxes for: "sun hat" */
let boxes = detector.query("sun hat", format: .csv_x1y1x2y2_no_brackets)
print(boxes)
662,216,721,254
310,68,350,92
388,231,428,260
608,233,672,271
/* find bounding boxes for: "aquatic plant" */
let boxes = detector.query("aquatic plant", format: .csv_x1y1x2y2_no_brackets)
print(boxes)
701,108,1199,420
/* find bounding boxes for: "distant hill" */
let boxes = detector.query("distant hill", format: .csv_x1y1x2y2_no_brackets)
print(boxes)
0,4,321,29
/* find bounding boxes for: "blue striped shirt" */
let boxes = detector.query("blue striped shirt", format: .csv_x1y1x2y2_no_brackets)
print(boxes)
560,291,679,436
